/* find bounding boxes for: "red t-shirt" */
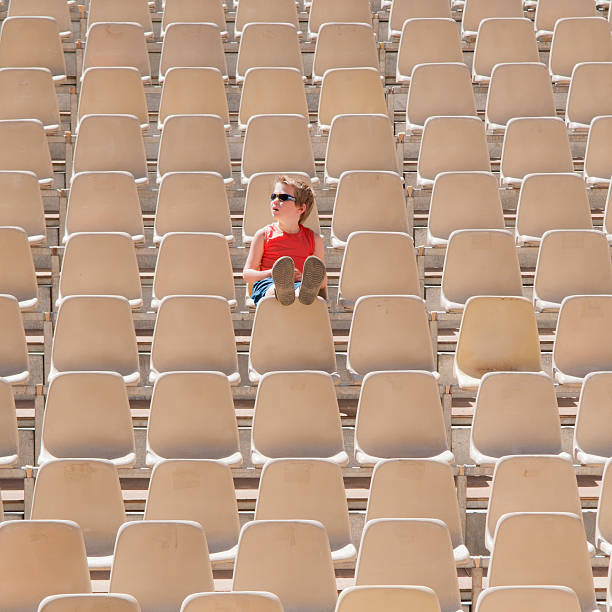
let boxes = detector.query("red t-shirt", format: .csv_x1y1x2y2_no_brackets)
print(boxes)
259,223,315,273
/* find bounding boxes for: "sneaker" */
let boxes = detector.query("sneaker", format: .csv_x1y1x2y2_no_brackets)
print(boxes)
272,256,296,305
298,256,326,305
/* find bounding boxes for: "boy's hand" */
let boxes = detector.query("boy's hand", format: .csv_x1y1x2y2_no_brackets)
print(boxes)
294,268,302,281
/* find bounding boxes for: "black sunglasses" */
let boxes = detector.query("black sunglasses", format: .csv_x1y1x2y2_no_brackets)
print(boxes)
270,193,297,202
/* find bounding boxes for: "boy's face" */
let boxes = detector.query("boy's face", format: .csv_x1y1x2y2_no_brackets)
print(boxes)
271,182,306,224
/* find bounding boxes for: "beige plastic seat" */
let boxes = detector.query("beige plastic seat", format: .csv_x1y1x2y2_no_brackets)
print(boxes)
236,23,303,82
325,114,400,185
58,232,142,308
0,68,60,132
256,459,355,563
337,586,442,612
0,16,67,82
535,0,597,40
475,586,582,612
347,295,437,383
396,18,463,83
367,459,468,564
388,0,451,39
159,23,228,83
235,0,299,39
73,115,148,185
486,63,556,132
251,371,347,466
554,295,612,385
50,295,139,385
0,295,28,384
500,117,573,187
232,520,337,612
150,295,240,385
7,0,72,39
338,232,419,309
145,459,240,563
87,0,152,38
550,17,612,83
83,22,150,82
0,171,45,244
159,68,229,131
331,171,409,248
31,459,126,570
455,296,542,389
242,114,317,185
606,183,612,241
181,593,283,612
355,519,462,612
405,63,477,133
309,0,372,39
40,371,136,467
597,458,612,553
312,23,379,83
146,372,242,467
110,521,214,612
418,116,490,188
154,172,233,244
471,372,567,465
65,172,144,244
462,0,524,39
0,226,38,310
566,63,612,131
78,67,148,132
161,0,227,38
0,520,91,611
584,115,612,187
39,594,141,612
0,379,18,467
473,18,540,83
0,119,52,185
488,513,598,612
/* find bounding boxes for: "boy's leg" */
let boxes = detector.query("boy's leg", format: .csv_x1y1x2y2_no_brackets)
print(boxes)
272,256,296,305
298,256,326,305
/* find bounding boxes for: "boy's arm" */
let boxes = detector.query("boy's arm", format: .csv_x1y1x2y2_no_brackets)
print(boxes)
313,233,327,289
243,229,272,283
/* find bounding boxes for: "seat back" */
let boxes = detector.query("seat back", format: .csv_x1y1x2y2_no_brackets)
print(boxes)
39,594,141,612
389,0,451,38
566,62,612,128
309,0,372,38
0,294,28,381
161,0,227,36
575,372,612,463
475,586,581,612
0,171,45,243
462,0,524,38
87,0,153,34
0,226,37,307
0,118,52,184
584,115,612,184
235,0,299,36
181,592,283,612
535,0,597,35
0,379,18,466
8,0,72,36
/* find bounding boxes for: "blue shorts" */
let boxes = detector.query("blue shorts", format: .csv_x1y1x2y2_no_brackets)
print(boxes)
251,277,302,305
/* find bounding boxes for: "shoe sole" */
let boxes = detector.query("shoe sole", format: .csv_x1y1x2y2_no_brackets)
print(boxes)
299,256,326,305
272,256,295,305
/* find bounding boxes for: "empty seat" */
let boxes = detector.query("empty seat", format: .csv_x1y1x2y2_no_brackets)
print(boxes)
7,0,72,39
535,0,597,40
235,0,299,39
0,295,28,384
0,226,38,310
486,63,556,131
0,171,45,245
0,16,66,82
161,0,227,38
40,371,136,467
181,593,283,612
462,0,524,39
110,521,214,612
475,586,582,612
418,116,490,188
232,520,338,612
515,173,592,245
58,232,142,308
337,586,442,612
150,295,240,385
256,458,355,563
396,18,463,83
338,232,419,309
388,0,451,39
366,459,469,564
31,459,126,570
566,63,612,131
597,458,612,553
146,372,241,467
83,22,150,82
251,371,347,466
500,117,573,187
309,0,372,39
584,115,612,187
347,295,436,382
145,459,240,563
455,296,542,389
0,379,18,467
428,172,505,246
331,171,409,248
50,295,139,385
40,594,141,612
471,372,567,465
325,114,400,185
0,520,91,611
0,119,52,185
87,0,153,38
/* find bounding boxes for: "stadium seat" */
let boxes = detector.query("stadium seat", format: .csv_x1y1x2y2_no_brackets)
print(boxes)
309,0,372,39
535,0,597,40
181,593,283,612
255,458,356,563
0,295,28,384
78,67,148,132
235,0,299,39
50,295,139,385
355,370,453,466
87,0,153,38
441,229,522,312
40,371,136,467
155,172,233,244
40,594,141,612
338,232,419,309
337,586,442,612
584,115,612,187
0,520,91,611
347,295,437,383
388,0,451,40
0,119,52,185
110,521,214,612
471,372,567,465
596,458,612,553
553,295,612,385
0,171,45,244
82,22,151,82
7,0,72,39
325,114,400,184
475,586,582,612
251,371,347,466
0,226,37,310
566,63,612,131
232,520,338,612
0,379,18,467
64,172,145,244
396,18,463,83
428,172,505,246
461,0,524,40
355,519,462,612
146,372,242,467
161,0,228,39
455,296,542,389
58,232,142,308
366,459,469,565
31,459,126,570
417,116,490,188
515,173,592,245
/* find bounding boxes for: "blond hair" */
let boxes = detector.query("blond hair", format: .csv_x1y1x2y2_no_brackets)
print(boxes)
276,175,315,224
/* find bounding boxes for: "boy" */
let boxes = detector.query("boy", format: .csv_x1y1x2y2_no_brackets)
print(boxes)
243,175,326,306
